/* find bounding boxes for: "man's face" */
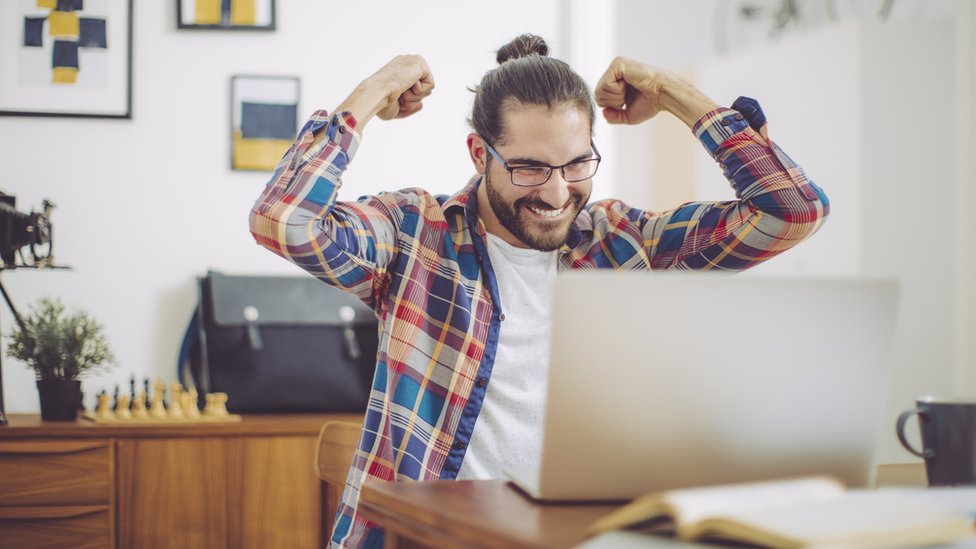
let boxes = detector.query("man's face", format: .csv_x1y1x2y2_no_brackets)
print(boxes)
473,102,594,252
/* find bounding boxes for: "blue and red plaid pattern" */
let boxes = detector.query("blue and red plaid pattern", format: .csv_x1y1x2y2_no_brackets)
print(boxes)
249,102,829,549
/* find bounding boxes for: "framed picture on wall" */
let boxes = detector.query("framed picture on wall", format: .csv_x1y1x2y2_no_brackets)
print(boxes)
0,0,133,118
178,0,276,30
231,75,299,172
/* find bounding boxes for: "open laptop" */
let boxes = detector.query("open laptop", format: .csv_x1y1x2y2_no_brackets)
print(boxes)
505,272,899,501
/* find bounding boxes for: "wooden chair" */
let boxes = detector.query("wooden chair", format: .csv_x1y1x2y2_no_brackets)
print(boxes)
315,421,362,548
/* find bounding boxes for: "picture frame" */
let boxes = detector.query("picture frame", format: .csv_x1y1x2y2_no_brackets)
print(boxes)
231,75,300,172
178,0,276,31
0,0,133,119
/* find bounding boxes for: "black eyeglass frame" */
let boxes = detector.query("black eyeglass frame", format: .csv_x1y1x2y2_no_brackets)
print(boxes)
482,139,602,187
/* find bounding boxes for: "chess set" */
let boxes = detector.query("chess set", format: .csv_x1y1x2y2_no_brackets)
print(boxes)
81,378,242,425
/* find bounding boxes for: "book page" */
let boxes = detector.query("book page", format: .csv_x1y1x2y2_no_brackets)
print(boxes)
665,477,844,536
693,491,976,549
591,476,844,535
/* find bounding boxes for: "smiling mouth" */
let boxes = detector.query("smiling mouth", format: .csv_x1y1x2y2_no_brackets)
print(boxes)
527,204,568,218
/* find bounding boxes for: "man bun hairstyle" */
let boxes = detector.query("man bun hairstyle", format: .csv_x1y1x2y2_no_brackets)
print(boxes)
495,33,549,64
470,34,595,146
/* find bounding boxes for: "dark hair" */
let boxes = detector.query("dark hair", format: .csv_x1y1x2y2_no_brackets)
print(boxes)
470,34,595,145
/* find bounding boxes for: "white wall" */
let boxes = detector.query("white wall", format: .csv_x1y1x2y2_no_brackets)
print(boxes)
0,0,562,412
859,21,959,462
958,0,976,396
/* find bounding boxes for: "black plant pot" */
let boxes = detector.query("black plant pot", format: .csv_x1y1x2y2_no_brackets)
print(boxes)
36,379,82,421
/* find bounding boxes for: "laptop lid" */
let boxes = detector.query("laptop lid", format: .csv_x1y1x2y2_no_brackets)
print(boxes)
516,272,898,501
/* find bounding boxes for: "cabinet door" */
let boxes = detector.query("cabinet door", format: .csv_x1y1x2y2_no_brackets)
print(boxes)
234,436,320,549
117,435,321,549
117,438,240,549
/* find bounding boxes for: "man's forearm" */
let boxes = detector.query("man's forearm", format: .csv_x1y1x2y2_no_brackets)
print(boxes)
310,55,433,147
310,82,389,147
657,73,719,129
335,80,392,126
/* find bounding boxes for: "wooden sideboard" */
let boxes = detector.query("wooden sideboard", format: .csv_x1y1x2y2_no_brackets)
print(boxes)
0,413,361,549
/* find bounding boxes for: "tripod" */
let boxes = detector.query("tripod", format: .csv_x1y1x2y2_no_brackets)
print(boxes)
0,271,25,426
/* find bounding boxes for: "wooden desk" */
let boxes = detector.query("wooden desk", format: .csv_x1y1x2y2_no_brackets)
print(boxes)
0,412,360,549
359,480,616,549
358,464,928,549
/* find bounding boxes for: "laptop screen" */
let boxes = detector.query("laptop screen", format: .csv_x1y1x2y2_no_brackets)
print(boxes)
525,272,898,500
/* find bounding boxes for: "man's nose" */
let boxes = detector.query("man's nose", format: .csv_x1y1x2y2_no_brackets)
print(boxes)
538,169,571,208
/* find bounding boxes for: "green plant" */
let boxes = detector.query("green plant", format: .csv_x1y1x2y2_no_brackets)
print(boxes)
6,297,115,381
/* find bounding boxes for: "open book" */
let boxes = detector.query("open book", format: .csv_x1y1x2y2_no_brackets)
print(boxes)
589,477,975,549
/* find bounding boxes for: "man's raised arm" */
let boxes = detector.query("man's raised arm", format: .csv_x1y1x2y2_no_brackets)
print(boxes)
311,55,434,147
249,56,434,304
592,56,829,271
595,56,717,129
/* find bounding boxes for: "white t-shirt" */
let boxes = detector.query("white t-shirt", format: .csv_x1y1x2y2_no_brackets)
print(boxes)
456,233,558,480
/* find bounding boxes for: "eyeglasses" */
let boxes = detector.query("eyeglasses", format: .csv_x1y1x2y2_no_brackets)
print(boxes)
482,139,601,187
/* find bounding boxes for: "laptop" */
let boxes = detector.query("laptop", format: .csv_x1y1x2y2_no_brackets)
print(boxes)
505,272,899,501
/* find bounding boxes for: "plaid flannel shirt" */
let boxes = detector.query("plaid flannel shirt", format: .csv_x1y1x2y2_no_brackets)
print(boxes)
249,99,829,549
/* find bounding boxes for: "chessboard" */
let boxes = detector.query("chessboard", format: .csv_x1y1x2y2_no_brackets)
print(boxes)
81,379,242,426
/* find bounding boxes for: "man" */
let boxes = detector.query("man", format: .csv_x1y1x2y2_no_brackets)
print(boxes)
250,34,828,549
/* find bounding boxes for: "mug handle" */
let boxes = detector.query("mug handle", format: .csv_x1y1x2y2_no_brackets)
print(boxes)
896,408,934,459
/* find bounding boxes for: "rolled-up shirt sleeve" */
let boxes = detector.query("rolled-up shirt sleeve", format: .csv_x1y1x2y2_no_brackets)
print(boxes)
640,99,829,270
249,110,397,306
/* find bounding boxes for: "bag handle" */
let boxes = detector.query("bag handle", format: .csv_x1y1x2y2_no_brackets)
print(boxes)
177,308,198,389
194,275,212,396
176,276,213,401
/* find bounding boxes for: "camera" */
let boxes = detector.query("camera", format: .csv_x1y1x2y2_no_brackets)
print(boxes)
0,191,54,269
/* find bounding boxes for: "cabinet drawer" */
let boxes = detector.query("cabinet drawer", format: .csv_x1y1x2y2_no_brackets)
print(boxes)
0,505,112,549
0,440,112,506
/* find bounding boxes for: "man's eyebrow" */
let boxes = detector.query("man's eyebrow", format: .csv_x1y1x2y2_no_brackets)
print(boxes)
506,150,594,167
505,155,548,167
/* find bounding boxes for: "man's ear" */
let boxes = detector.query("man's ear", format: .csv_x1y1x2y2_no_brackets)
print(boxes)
467,133,488,174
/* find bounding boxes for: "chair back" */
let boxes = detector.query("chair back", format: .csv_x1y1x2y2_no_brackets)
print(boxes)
315,421,361,544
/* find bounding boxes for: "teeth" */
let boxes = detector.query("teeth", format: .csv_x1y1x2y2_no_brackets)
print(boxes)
529,205,566,218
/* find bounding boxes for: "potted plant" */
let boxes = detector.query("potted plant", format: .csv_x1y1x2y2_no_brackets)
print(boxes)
5,297,115,420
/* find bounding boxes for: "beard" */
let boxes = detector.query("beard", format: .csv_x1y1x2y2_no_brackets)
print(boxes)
484,170,588,252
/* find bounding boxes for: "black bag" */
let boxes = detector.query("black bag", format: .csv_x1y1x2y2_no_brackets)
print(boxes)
179,271,378,413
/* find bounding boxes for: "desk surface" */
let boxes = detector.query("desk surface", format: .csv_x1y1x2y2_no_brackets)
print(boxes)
360,479,614,549
358,464,928,549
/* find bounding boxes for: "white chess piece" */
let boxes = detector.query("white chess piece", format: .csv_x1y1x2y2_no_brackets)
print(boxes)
169,384,185,419
95,393,113,421
115,394,132,420
132,390,149,419
184,388,201,418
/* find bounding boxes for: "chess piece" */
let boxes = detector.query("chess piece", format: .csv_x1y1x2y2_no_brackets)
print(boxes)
149,381,167,419
112,385,120,411
204,393,230,417
185,388,201,418
155,379,167,408
169,384,184,419
129,375,136,408
95,392,113,421
115,394,132,420
203,394,216,416
131,390,149,419
211,392,229,417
